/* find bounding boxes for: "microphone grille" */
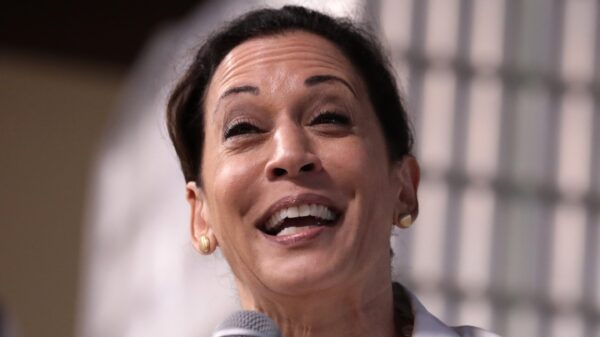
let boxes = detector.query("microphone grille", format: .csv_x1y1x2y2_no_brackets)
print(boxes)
213,311,281,337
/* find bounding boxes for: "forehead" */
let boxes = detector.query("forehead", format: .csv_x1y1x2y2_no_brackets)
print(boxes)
206,31,362,102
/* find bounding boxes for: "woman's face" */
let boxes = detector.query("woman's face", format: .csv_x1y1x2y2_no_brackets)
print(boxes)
188,31,418,296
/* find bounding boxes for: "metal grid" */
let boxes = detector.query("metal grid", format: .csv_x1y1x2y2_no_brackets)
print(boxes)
378,0,600,336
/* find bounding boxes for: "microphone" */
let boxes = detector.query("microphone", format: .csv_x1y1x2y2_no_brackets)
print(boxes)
212,311,282,337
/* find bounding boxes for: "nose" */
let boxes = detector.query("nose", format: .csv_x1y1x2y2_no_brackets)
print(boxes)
265,123,322,180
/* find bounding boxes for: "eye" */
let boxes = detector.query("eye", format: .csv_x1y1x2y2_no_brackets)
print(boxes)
224,121,262,139
309,111,350,126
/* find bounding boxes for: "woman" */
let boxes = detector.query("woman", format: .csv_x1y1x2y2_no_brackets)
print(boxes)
167,5,499,337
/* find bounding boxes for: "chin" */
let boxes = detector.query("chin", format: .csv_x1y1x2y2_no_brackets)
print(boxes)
256,250,351,296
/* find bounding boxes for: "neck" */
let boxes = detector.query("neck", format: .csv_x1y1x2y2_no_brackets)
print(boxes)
236,276,396,337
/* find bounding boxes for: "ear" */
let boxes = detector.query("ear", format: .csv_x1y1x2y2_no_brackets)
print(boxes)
186,181,218,253
392,155,420,222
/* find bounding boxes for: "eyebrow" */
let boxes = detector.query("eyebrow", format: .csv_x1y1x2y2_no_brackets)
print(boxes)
213,85,259,116
304,74,357,97
213,76,356,115
220,85,259,99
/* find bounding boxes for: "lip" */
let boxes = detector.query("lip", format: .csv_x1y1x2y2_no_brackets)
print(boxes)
262,225,328,246
255,193,342,230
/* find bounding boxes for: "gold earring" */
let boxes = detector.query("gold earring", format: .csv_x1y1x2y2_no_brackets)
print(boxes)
199,235,212,254
398,214,413,228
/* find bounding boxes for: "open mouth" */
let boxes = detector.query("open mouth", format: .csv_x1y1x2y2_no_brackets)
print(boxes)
258,204,340,237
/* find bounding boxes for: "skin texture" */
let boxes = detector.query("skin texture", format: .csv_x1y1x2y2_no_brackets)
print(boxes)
186,31,420,337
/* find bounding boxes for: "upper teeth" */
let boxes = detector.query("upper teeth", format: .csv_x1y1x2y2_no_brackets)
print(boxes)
266,204,335,229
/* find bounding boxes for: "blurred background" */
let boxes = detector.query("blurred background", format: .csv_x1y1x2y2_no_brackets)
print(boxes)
0,0,598,337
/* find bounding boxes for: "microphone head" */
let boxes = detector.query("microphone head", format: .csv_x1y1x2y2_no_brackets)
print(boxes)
212,311,282,337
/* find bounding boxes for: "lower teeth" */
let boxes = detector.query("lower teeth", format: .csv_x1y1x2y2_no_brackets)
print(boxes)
276,225,317,236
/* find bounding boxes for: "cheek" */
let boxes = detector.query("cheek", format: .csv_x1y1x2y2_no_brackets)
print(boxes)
202,150,264,239
324,131,394,229
322,130,391,191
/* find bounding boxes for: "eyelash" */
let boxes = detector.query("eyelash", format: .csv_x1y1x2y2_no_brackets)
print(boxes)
309,111,350,126
223,111,349,139
223,120,262,139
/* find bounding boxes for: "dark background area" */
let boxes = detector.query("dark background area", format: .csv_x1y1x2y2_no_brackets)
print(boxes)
1,1,204,66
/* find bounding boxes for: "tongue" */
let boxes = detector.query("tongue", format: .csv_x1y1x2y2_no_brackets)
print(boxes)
275,217,325,237
262,216,330,236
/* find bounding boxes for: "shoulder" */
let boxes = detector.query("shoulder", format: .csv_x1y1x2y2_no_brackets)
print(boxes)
393,283,502,337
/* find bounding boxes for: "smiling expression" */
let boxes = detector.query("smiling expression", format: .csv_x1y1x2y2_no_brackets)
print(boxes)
188,31,410,296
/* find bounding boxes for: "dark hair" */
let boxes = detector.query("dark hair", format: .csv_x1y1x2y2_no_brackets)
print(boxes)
167,5,413,183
